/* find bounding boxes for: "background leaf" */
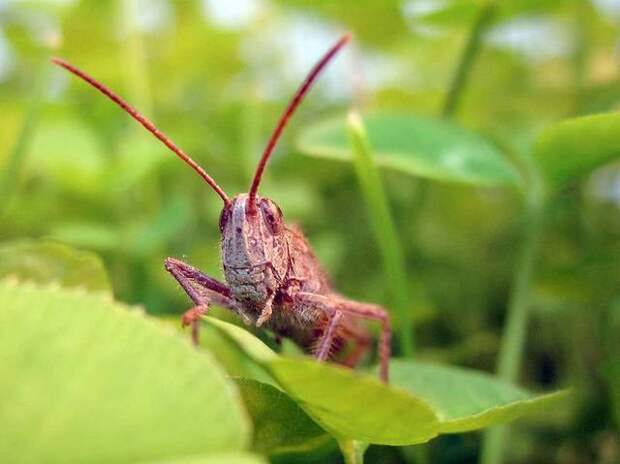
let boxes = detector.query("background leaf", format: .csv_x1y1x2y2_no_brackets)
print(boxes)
0,240,111,292
534,112,620,191
0,281,250,464
298,112,521,187
389,360,570,433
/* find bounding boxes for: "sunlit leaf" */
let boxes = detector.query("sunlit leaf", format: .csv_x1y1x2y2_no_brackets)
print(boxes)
205,316,278,364
205,317,568,443
204,317,439,445
0,281,250,463
389,360,570,433
0,240,111,292
268,358,439,445
298,112,521,187
534,112,620,191
145,452,267,464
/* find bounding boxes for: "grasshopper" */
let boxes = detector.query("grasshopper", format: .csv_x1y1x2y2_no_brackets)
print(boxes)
53,34,391,382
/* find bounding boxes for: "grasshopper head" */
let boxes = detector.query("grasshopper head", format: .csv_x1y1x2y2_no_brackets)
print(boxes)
219,194,288,309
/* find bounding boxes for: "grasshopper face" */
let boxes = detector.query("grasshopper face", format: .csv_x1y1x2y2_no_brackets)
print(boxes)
219,194,288,310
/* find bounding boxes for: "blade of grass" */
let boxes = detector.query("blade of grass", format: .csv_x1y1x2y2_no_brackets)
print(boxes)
441,0,497,118
346,111,414,356
480,156,545,464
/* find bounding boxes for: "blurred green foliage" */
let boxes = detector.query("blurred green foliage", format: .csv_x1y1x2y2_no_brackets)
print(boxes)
1,0,620,463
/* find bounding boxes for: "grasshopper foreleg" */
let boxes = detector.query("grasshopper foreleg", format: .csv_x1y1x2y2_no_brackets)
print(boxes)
164,257,248,345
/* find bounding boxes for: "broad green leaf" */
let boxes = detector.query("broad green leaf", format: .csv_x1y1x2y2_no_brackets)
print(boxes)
145,452,267,464
297,112,521,188
534,113,620,191
204,317,439,445
389,360,570,433
0,281,250,464
268,358,439,445
206,318,568,443
0,240,111,293
236,379,331,455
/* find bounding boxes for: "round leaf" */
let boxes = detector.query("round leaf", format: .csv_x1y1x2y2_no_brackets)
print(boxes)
389,360,570,433
0,281,250,463
534,112,620,191
297,112,521,188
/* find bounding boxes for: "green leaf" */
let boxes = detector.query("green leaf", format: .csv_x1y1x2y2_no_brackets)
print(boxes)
236,379,331,455
203,317,439,445
0,281,250,464
0,240,111,293
534,112,620,191
145,452,267,464
298,112,521,188
200,323,277,386
268,358,439,445
203,318,566,444
389,360,570,433
204,316,277,364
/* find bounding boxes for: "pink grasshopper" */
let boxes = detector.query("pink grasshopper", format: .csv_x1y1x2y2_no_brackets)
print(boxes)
53,34,392,382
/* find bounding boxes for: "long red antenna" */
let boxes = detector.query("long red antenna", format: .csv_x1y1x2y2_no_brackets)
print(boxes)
52,58,230,204
247,33,351,207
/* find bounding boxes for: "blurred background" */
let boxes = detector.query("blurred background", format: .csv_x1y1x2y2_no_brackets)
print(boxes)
1,0,619,463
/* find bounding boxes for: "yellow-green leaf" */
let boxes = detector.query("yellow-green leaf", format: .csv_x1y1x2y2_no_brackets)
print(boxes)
0,281,250,464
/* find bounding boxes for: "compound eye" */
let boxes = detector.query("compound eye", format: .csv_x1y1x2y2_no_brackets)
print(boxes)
219,205,231,233
259,198,283,234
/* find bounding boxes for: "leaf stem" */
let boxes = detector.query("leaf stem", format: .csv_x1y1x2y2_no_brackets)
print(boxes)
347,111,414,356
480,162,545,464
441,0,496,118
339,439,367,464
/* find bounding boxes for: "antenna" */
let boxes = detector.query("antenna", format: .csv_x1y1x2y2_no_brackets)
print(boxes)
52,58,230,204
247,33,351,207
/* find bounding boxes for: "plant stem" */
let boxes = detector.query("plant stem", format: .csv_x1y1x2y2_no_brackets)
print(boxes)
339,439,367,464
347,111,414,356
480,169,545,464
441,0,496,118
0,58,48,214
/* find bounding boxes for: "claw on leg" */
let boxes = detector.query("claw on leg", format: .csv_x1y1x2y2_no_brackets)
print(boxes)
181,305,209,346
